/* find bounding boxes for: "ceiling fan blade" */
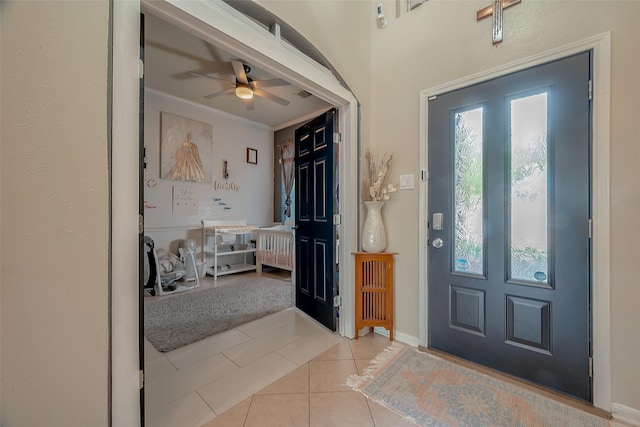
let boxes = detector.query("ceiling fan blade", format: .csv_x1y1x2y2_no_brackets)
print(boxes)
245,98,255,111
253,88,290,107
203,87,235,99
187,71,234,83
252,78,291,89
231,60,249,85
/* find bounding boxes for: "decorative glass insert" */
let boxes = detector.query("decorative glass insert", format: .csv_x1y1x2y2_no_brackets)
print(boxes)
454,107,484,275
509,92,548,283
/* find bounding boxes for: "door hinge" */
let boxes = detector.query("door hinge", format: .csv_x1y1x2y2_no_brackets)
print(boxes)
588,357,593,378
420,170,428,181
138,59,144,79
139,370,144,389
588,79,593,100
588,218,593,239
139,214,144,235
333,214,341,225
143,146,147,169
333,132,341,144
333,295,342,307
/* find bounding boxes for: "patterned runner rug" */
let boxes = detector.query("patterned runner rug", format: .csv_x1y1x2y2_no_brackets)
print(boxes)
347,342,610,427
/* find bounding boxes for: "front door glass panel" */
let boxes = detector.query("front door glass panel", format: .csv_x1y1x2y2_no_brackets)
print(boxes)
509,92,549,284
454,107,484,275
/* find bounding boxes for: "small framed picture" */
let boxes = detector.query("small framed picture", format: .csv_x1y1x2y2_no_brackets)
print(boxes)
246,148,258,164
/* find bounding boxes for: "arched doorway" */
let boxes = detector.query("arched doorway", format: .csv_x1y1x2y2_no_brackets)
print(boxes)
111,1,360,424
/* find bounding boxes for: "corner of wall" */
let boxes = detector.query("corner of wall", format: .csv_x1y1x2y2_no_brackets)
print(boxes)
612,403,640,427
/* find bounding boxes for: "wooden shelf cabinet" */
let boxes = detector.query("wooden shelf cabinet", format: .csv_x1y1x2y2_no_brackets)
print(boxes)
353,252,396,341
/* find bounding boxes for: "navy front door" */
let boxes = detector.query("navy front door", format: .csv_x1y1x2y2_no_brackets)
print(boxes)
295,108,338,331
428,52,592,401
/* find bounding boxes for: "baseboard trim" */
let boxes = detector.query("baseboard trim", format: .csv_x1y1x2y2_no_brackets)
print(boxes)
372,327,419,347
612,403,640,426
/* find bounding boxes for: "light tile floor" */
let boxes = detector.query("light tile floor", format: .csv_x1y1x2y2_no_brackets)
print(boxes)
146,271,620,427
200,332,412,427
145,270,382,427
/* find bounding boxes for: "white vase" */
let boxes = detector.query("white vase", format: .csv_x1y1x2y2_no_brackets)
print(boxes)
362,200,387,253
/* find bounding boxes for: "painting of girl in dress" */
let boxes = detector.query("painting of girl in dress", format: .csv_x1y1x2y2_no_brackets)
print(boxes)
160,112,212,183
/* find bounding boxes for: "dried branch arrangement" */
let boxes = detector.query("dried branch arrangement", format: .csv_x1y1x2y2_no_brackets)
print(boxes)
363,149,397,201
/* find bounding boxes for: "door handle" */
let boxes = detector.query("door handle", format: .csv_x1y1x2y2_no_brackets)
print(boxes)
432,238,444,249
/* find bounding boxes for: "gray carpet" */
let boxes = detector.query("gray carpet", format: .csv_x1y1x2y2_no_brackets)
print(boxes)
144,277,294,352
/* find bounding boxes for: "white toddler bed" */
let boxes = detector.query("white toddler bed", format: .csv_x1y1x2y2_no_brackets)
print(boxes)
256,225,295,278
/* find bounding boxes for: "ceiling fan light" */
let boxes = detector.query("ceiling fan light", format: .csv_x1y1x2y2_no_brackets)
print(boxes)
235,84,253,99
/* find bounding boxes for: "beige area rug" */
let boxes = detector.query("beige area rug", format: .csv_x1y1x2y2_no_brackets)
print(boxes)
347,342,610,427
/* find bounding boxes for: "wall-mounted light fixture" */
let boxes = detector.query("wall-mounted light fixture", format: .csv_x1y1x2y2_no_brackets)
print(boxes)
376,4,388,29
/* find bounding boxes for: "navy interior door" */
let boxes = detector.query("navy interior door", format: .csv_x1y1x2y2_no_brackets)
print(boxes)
428,52,592,401
295,108,337,331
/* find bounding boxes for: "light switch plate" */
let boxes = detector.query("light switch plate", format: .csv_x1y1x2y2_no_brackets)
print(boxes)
400,174,415,190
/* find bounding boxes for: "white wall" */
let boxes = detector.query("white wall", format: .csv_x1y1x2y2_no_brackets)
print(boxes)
258,0,640,418
254,0,372,161
144,89,275,252
368,0,640,416
1,1,110,425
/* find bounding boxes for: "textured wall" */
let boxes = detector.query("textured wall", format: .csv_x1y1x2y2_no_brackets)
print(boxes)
257,0,640,415
368,0,640,413
1,1,110,425
254,0,373,160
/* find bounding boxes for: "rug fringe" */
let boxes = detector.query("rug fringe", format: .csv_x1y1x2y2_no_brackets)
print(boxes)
346,341,420,426
346,341,405,391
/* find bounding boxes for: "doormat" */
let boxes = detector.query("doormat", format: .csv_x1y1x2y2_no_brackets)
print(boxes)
144,277,294,352
347,343,610,427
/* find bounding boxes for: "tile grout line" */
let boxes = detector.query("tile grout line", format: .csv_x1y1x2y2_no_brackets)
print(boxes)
241,395,254,427
349,340,377,426
195,389,218,427
363,395,378,427
221,349,242,369
307,360,312,427
164,353,181,371
347,337,357,361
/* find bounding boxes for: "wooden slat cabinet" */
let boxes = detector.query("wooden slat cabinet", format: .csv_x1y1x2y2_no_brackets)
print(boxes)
353,252,396,341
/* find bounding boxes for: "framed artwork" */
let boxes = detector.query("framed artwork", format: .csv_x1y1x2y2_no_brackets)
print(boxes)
246,147,258,164
160,112,213,183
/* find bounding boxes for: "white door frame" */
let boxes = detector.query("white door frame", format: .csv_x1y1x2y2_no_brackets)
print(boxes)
418,32,612,411
111,1,359,424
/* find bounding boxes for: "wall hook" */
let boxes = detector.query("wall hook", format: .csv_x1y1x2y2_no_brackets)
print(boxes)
222,160,229,180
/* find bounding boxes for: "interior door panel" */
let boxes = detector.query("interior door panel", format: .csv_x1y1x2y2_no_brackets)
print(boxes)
295,109,338,331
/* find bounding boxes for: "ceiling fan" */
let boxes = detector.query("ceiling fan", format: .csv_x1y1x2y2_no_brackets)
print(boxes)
188,60,291,111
